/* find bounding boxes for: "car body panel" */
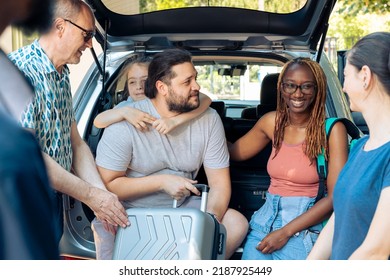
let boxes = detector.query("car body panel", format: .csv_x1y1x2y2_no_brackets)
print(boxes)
86,0,336,53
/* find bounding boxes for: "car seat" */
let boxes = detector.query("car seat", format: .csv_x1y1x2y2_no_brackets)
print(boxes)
240,73,279,119
210,100,226,118
256,73,279,118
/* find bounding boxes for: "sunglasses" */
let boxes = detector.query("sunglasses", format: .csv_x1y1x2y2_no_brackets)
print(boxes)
64,19,95,42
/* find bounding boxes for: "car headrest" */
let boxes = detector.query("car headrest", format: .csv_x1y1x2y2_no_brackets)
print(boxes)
260,73,279,105
210,100,226,118
256,73,279,118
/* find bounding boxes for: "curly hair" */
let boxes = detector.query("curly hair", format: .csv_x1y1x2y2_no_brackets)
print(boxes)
273,57,327,163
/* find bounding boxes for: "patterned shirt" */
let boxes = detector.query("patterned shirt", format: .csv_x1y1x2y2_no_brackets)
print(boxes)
8,40,74,171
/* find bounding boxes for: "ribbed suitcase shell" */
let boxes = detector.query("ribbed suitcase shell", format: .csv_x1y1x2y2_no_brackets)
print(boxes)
112,185,226,260
113,208,226,260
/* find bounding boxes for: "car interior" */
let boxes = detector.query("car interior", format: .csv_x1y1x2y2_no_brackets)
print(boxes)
78,54,282,260
67,49,368,260
83,53,286,223
84,51,369,228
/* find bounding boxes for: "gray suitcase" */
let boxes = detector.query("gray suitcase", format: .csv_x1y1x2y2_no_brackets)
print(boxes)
112,184,226,260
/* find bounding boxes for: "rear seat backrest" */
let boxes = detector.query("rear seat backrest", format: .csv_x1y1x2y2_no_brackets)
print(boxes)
240,73,279,119
210,100,226,118
256,73,279,118
210,100,235,142
228,73,279,221
240,105,257,119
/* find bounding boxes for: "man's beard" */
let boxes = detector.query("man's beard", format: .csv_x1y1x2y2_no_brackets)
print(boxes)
166,87,200,113
13,0,54,35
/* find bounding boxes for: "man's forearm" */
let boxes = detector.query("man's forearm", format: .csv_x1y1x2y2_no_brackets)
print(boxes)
207,187,230,221
72,140,106,190
42,152,92,201
204,167,231,221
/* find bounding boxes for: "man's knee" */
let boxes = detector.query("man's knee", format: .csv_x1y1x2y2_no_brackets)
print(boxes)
222,208,249,236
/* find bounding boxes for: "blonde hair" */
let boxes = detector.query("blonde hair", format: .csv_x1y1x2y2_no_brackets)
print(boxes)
273,57,327,162
116,56,151,103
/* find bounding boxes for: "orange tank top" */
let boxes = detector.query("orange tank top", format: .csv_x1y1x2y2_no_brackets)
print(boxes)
267,141,319,197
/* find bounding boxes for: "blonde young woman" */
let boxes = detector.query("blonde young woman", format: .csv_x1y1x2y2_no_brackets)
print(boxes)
229,57,349,260
94,57,212,133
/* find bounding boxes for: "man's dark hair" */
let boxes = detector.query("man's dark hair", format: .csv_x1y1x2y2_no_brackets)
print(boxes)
145,48,192,99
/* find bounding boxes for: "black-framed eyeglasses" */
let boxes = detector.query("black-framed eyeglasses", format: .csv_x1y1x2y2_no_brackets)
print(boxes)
64,19,95,42
281,82,317,95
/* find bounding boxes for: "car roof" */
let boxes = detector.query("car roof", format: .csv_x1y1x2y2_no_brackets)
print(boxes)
86,0,337,53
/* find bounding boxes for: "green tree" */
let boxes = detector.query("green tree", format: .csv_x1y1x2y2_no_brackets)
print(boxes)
140,0,305,13
338,0,389,15
328,1,390,50
263,0,305,13
328,14,368,50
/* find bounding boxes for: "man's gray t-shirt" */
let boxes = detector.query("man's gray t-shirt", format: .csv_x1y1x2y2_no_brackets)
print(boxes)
96,98,229,208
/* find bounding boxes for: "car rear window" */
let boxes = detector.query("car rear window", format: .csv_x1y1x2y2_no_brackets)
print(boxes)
102,0,308,15
194,62,282,102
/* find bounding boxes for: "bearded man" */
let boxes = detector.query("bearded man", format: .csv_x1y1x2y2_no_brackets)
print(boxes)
93,48,248,260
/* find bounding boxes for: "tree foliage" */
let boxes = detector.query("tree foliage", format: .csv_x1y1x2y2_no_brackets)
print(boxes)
328,1,390,50
139,0,389,14
138,0,389,51
337,0,389,15
140,0,306,13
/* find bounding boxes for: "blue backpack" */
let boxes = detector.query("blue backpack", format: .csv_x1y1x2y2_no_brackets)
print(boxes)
315,117,361,203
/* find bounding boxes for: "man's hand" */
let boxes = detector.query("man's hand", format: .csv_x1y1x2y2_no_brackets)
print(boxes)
158,174,200,200
87,187,130,228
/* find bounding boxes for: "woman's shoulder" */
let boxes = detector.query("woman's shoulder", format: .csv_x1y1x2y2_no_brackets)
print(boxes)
254,110,276,138
259,110,276,120
257,110,276,127
327,120,349,141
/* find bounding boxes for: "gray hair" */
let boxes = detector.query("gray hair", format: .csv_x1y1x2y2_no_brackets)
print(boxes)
53,0,92,21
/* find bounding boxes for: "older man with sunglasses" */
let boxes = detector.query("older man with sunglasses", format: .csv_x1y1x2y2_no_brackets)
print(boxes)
8,0,129,246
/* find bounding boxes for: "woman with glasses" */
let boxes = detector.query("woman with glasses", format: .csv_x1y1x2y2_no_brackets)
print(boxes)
228,57,349,260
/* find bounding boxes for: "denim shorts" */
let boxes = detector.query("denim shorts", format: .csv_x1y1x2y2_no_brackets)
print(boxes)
241,192,323,260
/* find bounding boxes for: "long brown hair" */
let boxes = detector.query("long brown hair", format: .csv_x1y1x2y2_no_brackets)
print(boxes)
273,57,327,162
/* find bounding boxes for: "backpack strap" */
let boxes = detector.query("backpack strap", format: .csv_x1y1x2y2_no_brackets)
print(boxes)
315,118,337,203
314,117,361,203
325,117,361,141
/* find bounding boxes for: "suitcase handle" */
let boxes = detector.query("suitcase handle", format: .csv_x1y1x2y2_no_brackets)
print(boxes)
194,183,210,193
173,184,210,212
